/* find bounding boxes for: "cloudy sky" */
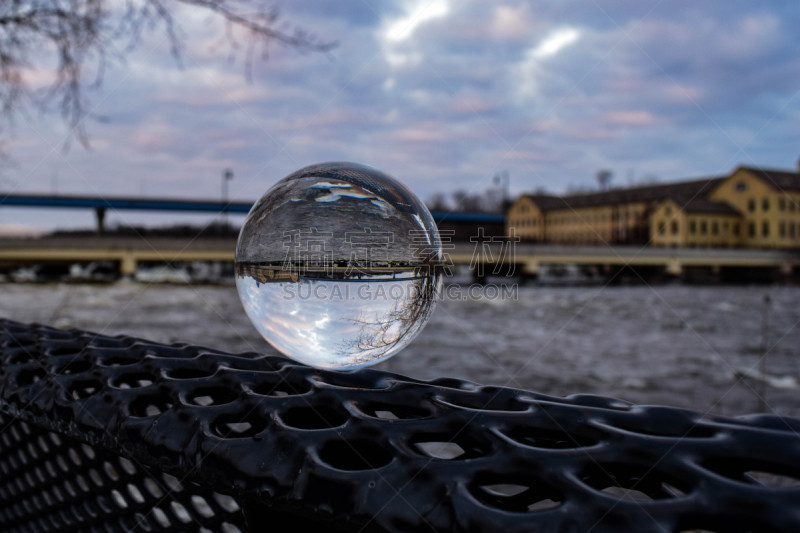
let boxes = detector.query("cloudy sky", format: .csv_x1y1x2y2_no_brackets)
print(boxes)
1,0,798,231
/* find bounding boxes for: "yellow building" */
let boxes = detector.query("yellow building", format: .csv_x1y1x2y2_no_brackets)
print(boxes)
507,165,800,249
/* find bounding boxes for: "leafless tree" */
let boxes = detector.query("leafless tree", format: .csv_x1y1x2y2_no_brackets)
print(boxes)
0,0,335,148
596,169,612,190
426,192,449,212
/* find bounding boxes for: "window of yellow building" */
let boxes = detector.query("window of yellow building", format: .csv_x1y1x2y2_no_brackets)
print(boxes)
712,222,719,235
779,197,786,211
763,197,770,211
791,223,797,239
671,221,678,234
749,222,755,237
748,199,756,212
733,223,740,236
658,222,666,235
701,221,708,234
690,221,696,234
762,221,769,237
780,222,786,237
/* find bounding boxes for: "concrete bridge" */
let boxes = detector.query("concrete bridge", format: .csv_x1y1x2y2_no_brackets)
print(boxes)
1,235,798,280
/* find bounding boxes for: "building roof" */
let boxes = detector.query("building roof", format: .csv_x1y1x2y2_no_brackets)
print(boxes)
677,198,741,216
739,166,800,192
520,176,726,212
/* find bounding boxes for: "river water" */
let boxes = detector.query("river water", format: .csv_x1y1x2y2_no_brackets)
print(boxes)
1,281,798,417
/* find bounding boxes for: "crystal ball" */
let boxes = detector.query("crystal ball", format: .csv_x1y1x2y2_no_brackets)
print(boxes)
235,162,442,370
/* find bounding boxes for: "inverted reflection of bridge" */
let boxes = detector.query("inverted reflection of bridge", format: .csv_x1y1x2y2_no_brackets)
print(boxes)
236,262,437,283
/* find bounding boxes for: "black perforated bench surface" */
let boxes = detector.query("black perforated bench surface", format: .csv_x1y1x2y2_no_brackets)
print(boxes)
1,318,799,532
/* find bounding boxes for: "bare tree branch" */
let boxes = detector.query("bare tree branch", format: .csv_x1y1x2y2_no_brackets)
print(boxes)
0,0,336,149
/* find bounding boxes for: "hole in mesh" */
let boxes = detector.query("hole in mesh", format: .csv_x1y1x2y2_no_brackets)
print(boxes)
112,372,156,389
470,477,563,513
170,501,192,523
144,478,164,498
412,434,488,460
152,507,171,527
17,368,46,386
69,380,103,400
482,483,528,496
97,355,138,367
55,360,92,375
89,468,104,487
745,471,800,488
312,372,392,391
212,413,267,439
191,495,215,518
662,482,687,497
111,489,129,509
280,405,348,430
27,442,39,460
703,459,800,488
251,377,312,397
130,395,173,417
358,402,432,420
133,512,153,532
162,473,184,493
188,387,237,407
600,486,653,501
213,493,241,513
166,367,214,379
318,439,393,471
581,463,688,500
76,474,90,492
118,457,137,476
36,435,51,454
415,442,466,460
505,426,600,450
127,483,146,504
103,461,120,481
81,444,96,459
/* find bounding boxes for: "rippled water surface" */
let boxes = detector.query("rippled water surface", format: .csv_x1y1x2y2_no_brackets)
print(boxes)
2,282,798,417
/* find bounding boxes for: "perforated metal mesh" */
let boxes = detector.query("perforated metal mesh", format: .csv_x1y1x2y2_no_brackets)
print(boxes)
1,318,799,532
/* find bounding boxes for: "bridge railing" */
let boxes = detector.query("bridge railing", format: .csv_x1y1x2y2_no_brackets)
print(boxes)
1,318,799,532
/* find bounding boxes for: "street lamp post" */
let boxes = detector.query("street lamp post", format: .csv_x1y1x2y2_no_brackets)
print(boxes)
493,170,510,210
222,169,233,228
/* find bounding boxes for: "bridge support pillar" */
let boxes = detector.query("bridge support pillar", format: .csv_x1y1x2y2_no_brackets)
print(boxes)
120,254,137,278
522,260,539,276
95,207,106,234
520,260,539,283
665,259,682,278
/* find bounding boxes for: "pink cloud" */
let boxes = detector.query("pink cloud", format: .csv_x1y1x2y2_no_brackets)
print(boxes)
602,110,662,127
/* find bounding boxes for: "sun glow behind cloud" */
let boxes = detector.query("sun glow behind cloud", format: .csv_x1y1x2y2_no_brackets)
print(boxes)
384,0,449,42
531,27,581,59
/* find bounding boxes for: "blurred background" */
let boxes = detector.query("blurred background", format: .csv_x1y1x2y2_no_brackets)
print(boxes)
1,0,799,417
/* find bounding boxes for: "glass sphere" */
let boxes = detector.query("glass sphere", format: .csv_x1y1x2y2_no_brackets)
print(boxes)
235,162,442,370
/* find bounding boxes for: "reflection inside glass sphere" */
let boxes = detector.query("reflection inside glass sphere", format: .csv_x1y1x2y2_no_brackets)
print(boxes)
235,162,442,370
